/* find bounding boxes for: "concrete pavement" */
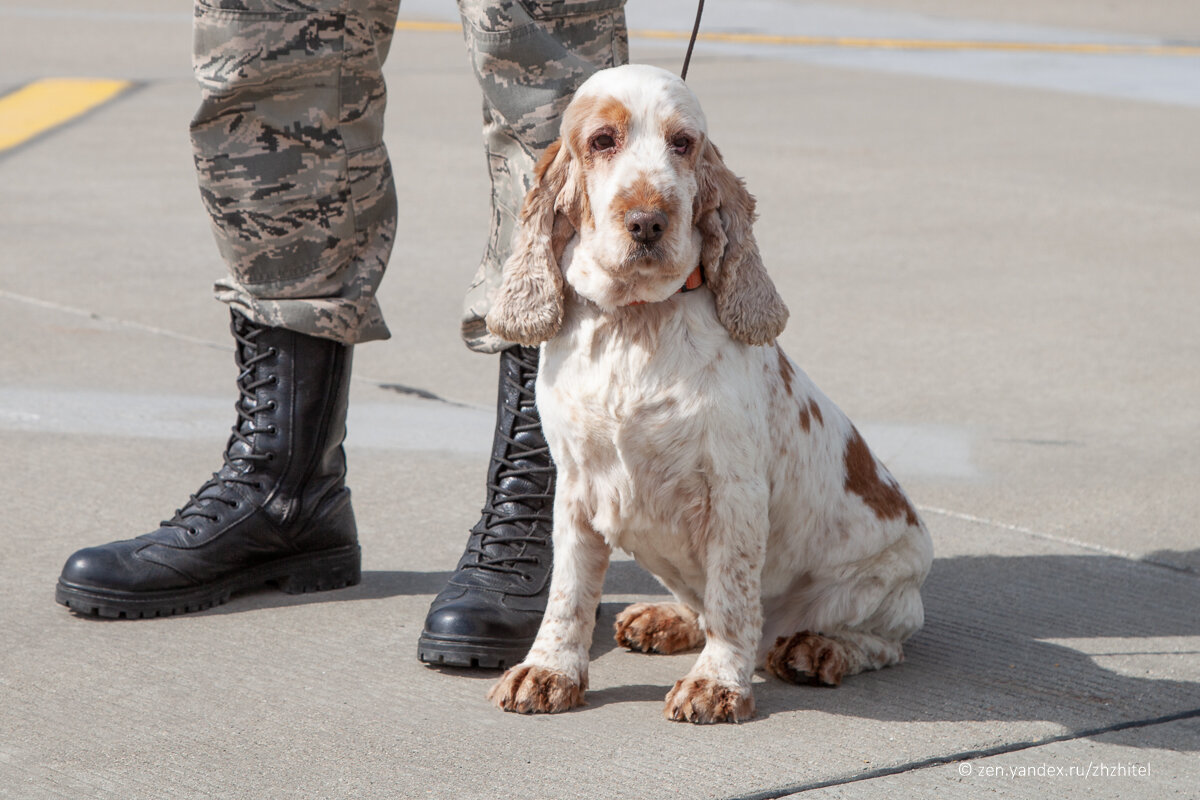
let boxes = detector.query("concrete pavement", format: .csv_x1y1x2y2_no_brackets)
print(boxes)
2,2,1198,797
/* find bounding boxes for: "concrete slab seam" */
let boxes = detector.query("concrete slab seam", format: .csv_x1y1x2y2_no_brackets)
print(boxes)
0,289,487,407
4,297,1191,566
724,706,1200,799
919,505,1197,575
0,289,229,351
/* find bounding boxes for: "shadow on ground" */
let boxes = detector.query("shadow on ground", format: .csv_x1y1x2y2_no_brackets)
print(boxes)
750,550,1200,745
110,549,1199,746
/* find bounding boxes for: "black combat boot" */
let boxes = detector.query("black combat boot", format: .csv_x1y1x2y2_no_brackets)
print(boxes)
418,345,555,669
56,311,360,618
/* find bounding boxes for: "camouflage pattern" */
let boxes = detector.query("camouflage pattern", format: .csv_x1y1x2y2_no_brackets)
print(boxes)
189,0,626,348
457,0,628,353
190,0,399,344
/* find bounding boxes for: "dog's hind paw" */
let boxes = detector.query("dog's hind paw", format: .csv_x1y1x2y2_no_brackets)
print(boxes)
614,602,705,654
488,664,585,714
663,677,755,724
766,631,849,687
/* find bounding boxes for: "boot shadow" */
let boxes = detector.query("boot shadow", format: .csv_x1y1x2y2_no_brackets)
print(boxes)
185,569,456,616
192,558,668,616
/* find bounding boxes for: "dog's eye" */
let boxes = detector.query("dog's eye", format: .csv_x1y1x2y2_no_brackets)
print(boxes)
591,133,616,153
670,135,692,155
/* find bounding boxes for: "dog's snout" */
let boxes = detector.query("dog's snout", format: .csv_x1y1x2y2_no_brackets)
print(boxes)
624,209,668,245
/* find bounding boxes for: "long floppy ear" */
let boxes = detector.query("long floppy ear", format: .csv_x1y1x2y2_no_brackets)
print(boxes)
486,139,581,346
694,140,789,345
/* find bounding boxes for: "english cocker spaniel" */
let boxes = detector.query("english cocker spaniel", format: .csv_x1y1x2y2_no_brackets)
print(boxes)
484,64,932,723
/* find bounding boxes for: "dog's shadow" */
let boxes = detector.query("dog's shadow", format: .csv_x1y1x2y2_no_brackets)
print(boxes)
746,549,1200,745
413,552,1200,743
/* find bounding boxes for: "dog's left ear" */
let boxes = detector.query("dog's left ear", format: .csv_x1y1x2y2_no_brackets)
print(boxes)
694,139,789,345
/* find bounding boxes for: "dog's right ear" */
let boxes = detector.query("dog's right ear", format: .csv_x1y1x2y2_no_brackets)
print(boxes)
486,139,582,346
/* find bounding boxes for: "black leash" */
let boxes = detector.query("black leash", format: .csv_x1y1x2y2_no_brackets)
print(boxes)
679,0,705,81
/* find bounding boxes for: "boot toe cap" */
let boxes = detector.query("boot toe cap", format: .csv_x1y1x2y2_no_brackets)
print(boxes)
422,594,543,642
59,539,189,593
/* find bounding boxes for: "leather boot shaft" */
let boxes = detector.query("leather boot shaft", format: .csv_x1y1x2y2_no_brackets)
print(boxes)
56,311,360,617
152,312,357,551
418,345,557,668
457,344,555,596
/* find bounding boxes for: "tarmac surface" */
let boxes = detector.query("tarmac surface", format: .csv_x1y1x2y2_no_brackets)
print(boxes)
2,1,1198,798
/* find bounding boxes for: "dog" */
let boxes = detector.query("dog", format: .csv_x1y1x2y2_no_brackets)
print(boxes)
483,64,932,723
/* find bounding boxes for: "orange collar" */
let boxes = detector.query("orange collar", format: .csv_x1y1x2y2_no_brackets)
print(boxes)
627,265,704,307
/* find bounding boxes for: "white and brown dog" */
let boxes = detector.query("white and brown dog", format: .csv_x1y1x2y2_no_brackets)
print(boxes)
484,64,932,723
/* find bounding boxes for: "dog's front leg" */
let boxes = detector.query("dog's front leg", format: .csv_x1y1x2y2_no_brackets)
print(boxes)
488,501,610,714
664,487,767,724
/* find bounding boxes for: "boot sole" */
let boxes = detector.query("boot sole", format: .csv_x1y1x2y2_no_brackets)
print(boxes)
416,632,533,671
55,545,361,619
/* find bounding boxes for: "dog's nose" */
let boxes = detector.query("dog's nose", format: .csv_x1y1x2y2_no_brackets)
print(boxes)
625,209,668,244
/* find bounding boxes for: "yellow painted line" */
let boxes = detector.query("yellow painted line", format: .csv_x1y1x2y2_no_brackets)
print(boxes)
642,29,1200,56
397,19,462,34
395,19,1200,57
0,77,132,153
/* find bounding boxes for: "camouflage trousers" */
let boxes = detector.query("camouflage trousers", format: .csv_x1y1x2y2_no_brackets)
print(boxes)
190,0,628,349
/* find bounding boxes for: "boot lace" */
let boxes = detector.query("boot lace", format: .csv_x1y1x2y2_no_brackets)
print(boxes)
162,317,279,534
468,347,555,579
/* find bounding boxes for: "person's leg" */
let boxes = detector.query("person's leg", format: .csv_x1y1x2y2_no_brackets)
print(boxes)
55,0,401,617
419,0,628,668
196,0,399,344
457,0,629,355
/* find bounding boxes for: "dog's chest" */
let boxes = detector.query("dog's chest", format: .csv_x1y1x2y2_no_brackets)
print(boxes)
539,312,762,553
544,365,696,525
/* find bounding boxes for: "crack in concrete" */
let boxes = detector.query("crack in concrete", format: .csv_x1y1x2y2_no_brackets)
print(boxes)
729,707,1200,799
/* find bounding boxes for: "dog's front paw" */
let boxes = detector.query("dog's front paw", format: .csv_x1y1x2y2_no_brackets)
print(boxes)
663,677,755,724
615,602,705,654
487,664,585,714
765,631,849,687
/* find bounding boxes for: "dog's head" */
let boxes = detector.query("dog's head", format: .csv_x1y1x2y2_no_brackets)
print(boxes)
486,64,788,346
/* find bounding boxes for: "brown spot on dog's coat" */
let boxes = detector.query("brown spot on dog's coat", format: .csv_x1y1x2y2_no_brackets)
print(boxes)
843,427,919,526
612,175,677,229
766,631,848,687
777,348,795,397
593,96,631,134
569,95,631,166
799,398,822,433
808,398,823,426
